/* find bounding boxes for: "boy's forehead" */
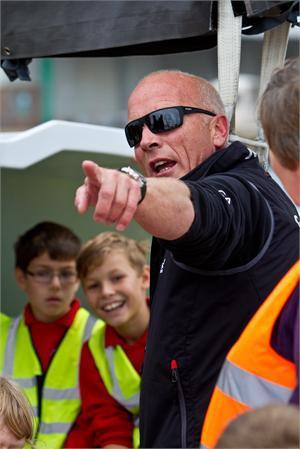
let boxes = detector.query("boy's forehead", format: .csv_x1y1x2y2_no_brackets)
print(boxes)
91,248,129,266
85,249,132,273
29,251,77,267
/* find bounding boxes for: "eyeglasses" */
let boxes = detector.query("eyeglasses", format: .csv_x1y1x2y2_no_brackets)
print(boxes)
26,269,78,286
125,105,216,147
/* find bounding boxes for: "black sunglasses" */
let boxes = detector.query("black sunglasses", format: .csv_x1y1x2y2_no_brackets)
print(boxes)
125,105,216,147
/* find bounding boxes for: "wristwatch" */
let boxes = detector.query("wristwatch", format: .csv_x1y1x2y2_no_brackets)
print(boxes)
119,166,147,204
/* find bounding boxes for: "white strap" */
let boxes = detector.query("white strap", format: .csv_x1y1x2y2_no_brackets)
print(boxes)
217,0,242,129
256,21,290,169
217,2,290,170
257,21,290,140
258,21,291,101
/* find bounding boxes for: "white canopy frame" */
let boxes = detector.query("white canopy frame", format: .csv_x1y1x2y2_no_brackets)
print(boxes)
0,0,293,169
0,120,130,169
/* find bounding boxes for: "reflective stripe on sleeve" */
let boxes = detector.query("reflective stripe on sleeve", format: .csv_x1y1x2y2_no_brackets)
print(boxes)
218,359,293,407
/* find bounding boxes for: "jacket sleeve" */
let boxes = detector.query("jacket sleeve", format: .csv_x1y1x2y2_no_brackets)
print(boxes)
67,342,134,448
160,174,272,270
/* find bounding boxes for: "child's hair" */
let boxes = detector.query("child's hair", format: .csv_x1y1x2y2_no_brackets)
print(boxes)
0,376,34,445
77,232,149,280
259,57,299,170
215,404,300,448
14,221,81,271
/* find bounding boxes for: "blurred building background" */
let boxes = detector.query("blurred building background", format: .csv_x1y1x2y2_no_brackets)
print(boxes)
0,30,299,315
1,30,299,134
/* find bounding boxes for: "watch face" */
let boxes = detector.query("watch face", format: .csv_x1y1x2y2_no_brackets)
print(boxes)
128,168,138,179
121,167,144,183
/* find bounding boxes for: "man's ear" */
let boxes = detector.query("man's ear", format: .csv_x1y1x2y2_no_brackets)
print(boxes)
15,267,27,291
210,114,229,149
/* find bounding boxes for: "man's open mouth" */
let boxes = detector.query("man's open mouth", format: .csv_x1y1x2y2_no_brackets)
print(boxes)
151,160,176,174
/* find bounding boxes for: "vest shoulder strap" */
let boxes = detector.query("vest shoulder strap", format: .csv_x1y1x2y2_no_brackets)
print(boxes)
89,324,141,413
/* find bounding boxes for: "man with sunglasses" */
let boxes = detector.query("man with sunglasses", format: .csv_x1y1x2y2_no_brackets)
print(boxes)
75,70,299,448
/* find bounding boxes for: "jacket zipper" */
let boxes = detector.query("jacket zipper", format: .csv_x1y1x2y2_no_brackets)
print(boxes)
171,359,187,448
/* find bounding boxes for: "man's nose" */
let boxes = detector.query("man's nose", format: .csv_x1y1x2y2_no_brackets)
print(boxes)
139,124,160,151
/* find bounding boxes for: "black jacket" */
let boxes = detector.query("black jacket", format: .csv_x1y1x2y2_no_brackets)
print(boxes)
139,142,299,448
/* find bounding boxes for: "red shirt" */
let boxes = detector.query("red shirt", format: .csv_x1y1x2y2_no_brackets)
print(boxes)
65,321,148,448
24,299,80,372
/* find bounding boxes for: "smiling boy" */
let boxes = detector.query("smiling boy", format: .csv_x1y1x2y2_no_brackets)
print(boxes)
65,232,150,448
0,221,98,449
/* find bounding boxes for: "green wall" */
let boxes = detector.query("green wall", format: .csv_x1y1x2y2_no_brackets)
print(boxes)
1,150,150,316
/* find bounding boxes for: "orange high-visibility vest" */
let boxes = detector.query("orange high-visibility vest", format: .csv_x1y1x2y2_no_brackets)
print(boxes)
200,260,299,449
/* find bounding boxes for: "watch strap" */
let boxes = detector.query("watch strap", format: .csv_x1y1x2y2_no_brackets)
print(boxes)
119,166,147,204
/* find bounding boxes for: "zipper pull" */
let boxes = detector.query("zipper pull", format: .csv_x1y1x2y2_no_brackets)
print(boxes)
171,359,178,383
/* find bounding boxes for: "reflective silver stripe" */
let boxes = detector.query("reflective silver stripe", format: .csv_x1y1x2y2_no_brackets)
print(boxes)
14,377,35,388
39,421,72,434
3,318,37,391
82,314,97,342
218,359,293,407
41,312,91,403
105,347,140,410
3,316,20,376
32,406,38,417
43,386,80,400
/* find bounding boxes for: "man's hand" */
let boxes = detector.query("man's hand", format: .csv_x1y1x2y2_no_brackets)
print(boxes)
75,160,142,231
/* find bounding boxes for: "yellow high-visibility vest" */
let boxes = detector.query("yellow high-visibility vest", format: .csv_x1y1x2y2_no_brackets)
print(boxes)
0,308,98,449
89,321,141,448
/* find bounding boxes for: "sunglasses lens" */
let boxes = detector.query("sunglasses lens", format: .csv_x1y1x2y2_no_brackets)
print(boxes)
125,107,183,147
148,108,182,133
125,122,143,147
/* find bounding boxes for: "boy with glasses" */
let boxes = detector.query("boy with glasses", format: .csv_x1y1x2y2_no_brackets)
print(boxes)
75,70,299,448
0,221,98,448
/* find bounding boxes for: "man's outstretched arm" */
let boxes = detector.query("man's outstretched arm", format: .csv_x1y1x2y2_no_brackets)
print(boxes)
75,160,194,240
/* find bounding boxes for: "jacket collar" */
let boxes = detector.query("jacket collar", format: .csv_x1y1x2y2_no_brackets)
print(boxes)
181,141,259,181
